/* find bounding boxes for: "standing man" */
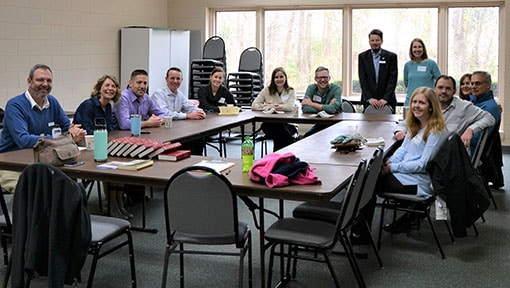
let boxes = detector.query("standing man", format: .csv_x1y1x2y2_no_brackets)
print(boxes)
470,71,503,188
113,69,166,130
0,64,86,153
358,29,398,112
151,67,206,155
301,66,342,137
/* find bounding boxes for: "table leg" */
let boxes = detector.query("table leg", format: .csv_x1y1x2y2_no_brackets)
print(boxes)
259,197,266,288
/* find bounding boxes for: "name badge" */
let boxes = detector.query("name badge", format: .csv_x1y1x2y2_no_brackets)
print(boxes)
379,60,386,64
281,94,289,102
417,66,427,72
218,97,225,104
313,95,322,103
48,121,55,127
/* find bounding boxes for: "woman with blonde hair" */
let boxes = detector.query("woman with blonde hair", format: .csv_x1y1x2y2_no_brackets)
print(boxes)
352,87,448,243
73,74,121,134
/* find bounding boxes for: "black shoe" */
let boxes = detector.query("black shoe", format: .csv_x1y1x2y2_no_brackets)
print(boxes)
383,216,413,234
349,233,372,246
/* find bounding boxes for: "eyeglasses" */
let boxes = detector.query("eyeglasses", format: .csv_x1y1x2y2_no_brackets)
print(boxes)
315,76,330,80
470,81,487,86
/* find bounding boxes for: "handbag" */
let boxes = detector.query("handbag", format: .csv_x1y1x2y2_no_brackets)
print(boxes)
33,132,80,166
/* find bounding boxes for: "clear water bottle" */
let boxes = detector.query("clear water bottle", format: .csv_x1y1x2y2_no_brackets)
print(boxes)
241,136,254,173
93,118,108,162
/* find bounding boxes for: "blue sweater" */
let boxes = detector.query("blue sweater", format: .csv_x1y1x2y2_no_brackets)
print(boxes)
73,96,115,135
0,93,70,153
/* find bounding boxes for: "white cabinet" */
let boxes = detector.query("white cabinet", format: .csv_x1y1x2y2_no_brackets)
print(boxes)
120,27,199,98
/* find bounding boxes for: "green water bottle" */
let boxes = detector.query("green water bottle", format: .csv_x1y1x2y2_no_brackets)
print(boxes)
241,136,254,173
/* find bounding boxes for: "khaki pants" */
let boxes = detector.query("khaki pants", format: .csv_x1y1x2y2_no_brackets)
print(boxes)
0,170,21,193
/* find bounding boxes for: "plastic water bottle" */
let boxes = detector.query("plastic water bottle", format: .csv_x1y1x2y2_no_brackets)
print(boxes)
93,118,108,162
241,136,254,173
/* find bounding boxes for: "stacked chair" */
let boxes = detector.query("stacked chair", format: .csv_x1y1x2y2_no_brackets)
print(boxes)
227,47,264,107
189,36,227,100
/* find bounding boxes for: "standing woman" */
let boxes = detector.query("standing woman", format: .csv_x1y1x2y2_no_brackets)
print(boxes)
251,67,298,151
403,38,441,107
458,73,472,100
198,67,235,112
73,75,121,134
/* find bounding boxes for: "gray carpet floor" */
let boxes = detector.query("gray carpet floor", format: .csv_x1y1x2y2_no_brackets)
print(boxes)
1,138,509,287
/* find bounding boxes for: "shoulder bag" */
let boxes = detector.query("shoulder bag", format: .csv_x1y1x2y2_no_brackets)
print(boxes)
33,132,80,166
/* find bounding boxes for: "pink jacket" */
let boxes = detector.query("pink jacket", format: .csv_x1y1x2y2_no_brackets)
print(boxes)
249,152,321,188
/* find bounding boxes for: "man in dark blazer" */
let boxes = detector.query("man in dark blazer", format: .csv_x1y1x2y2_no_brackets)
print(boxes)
358,29,398,112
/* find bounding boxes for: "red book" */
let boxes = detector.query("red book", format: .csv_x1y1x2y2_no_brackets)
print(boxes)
158,150,191,161
146,141,182,159
137,140,164,158
130,138,159,158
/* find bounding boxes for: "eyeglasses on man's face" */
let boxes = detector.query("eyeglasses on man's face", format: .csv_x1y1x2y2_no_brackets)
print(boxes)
315,76,330,80
470,81,487,86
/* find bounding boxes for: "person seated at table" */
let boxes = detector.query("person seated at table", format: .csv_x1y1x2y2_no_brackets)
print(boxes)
113,69,166,130
198,67,235,113
151,67,207,155
0,64,86,153
0,64,86,194
394,75,494,152
251,67,298,151
73,74,121,135
352,87,448,242
301,66,342,137
73,75,133,219
469,71,503,188
458,73,472,101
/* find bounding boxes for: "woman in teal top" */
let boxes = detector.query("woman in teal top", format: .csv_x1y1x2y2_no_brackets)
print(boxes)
403,38,441,107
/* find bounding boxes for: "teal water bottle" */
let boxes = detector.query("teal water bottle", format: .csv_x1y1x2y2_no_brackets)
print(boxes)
93,118,108,162
241,136,254,173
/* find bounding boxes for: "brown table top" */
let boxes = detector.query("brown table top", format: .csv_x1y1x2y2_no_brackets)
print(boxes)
277,120,399,166
0,149,356,203
110,111,256,143
252,110,401,124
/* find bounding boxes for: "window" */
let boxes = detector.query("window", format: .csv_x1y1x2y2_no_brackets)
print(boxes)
215,11,256,76
264,10,343,92
447,7,499,96
351,8,438,95
212,4,501,100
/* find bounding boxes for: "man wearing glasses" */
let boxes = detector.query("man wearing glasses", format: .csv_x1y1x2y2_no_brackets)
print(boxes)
301,66,342,137
358,29,398,112
470,71,503,188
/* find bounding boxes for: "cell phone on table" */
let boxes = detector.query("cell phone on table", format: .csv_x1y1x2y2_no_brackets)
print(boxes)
64,161,85,167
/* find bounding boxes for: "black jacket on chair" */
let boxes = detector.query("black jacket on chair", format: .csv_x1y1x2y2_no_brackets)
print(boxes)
11,163,91,288
426,134,490,237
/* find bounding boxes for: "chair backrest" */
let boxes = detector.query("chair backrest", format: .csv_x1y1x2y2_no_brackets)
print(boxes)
364,105,393,114
332,160,367,244
203,36,226,62
355,147,384,212
341,99,356,113
0,185,12,229
11,163,91,287
472,127,489,168
163,166,242,246
238,47,263,77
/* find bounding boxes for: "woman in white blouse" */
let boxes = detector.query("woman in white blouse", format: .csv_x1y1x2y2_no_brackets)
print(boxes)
252,67,298,151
